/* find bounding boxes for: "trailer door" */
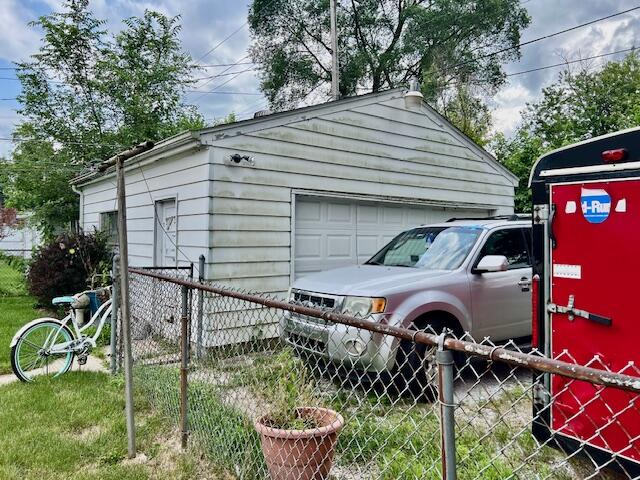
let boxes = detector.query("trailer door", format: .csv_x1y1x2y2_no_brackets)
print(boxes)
549,179,640,463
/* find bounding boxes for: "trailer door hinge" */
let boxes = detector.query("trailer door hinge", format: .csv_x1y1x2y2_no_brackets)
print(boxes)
533,204,549,223
548,295,612,326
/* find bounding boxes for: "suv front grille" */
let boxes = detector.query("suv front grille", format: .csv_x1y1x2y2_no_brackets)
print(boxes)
291,290,337,310
289,289,340,326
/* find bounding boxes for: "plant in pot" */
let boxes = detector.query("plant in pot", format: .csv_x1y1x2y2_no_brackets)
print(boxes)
254,351,344,480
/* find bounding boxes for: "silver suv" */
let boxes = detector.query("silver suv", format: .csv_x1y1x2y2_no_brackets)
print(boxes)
282,216,532,390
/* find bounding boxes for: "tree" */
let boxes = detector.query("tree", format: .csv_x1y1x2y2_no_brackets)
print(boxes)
492,130,543,212
493,50,640,212
0,0,203,237
248,0,530,121
440,84,493,146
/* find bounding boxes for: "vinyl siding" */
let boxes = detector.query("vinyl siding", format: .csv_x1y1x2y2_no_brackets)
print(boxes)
202,93,514,293
79,148,211,267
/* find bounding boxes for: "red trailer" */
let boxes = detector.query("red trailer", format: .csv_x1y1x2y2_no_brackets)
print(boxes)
530,127,640,474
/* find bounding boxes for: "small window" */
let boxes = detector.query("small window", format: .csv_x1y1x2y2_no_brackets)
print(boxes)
100,211,118,248
477,228,530,270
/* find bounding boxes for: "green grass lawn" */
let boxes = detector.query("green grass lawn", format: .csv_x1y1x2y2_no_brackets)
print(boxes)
0,296,41,374
0,259,28,297
0,372,212,479
0,260,216,479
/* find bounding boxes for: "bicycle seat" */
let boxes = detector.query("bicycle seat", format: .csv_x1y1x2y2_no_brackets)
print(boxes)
52,296,76,306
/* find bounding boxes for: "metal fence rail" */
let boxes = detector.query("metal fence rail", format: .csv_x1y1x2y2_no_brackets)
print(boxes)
127,268,640,480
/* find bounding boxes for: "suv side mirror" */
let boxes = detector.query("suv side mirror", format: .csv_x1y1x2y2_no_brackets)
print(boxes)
474,255,508,274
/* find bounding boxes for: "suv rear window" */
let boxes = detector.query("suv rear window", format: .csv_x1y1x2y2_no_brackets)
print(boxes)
366,226,483,269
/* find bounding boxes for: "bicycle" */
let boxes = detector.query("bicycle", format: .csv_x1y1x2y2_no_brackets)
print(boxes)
10,287,113,382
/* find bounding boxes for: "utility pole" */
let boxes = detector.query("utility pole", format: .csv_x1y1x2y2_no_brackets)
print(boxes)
99,140,154,458
329,0,340,101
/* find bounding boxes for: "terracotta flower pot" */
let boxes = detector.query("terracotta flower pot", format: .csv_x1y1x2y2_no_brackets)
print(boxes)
255,406,345,480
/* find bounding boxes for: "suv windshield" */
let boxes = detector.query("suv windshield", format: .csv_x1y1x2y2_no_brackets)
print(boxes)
366,226,483,269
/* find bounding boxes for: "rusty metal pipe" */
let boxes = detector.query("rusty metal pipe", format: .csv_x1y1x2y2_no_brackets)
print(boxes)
180,284,189,449
129,268,640,394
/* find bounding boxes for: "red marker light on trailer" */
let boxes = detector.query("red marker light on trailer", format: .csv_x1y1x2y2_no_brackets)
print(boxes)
601,148,628,163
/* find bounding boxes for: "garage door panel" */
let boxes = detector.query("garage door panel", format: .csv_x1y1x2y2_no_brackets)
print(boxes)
356,235,379,257
326,234,354,259
294,197,491,279
295,234,322,258
296,201,322,224
357,204,379,224
327,202,353,224
382,206,404,225
407,208,429,226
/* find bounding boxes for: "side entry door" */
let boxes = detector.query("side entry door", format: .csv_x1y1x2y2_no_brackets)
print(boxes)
469,227,532,340
154,198,177,267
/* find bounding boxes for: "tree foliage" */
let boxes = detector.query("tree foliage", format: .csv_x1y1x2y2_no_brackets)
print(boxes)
0,0,203,237
494,50,640,212
248,0,530,141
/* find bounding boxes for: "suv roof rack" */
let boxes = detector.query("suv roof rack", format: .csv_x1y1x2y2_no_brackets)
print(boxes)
445,214,531,222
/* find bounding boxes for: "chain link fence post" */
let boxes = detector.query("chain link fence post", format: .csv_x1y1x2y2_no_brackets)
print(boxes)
196,254,205,360
180,284,190,449
436,338,457,480
110,254,120,374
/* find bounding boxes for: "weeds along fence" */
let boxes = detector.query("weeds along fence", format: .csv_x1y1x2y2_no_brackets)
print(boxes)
126,268,640,480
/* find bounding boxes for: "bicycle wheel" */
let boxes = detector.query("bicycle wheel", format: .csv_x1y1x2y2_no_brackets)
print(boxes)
11,320,75,382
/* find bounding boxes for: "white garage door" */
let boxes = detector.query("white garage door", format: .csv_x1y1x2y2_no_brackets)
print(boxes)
294,196,491,279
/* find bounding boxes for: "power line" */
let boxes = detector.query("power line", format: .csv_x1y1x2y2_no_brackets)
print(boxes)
193,0,278,63
195,22,248,62
185,90,262,96
192,53,251,90
0,137,123,147
447,5,640,74
0,62,254,70
195,61,254,68
506,46,636,77
190,67,255,82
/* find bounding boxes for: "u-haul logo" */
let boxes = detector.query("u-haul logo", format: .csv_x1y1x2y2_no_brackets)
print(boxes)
581,188,611,224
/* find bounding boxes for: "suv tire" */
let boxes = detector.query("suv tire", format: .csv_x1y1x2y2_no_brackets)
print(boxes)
393,317,463,402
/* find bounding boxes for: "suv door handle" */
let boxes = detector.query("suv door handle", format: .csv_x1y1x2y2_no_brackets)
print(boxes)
518,277,531,291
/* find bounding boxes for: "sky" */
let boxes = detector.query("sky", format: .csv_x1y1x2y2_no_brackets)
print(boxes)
0,0,639,158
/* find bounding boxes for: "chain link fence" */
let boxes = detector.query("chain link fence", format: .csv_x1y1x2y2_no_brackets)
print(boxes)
126,268,640,480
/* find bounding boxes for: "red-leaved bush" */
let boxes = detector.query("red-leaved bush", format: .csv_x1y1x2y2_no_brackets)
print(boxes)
27,231,111,306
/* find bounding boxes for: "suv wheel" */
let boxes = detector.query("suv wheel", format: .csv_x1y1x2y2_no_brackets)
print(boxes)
393,317,460,402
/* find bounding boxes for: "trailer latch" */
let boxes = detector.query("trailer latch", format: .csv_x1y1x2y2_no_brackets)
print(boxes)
548,295,612,326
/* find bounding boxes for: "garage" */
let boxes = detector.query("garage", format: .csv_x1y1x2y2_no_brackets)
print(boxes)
293,195,490,279
76,87,518,294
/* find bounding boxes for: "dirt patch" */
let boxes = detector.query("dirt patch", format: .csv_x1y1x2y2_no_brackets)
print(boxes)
121,429,233,479
72,424,103,442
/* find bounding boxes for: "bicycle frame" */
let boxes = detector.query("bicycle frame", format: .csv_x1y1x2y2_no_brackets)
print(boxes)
48,291,113,355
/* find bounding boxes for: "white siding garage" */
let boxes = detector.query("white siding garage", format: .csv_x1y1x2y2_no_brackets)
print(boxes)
73,88,519,347
73,87,518,298
293,196,490,279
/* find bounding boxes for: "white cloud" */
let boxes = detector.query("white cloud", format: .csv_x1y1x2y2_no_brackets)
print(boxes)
0,0,42,62
490,84,535,137
2,0,640,154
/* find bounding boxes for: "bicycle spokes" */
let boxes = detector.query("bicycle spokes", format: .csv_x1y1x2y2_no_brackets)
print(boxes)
14,322,74,382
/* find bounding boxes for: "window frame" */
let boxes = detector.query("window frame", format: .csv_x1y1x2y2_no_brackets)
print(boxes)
99,210,118,249
472,226,532,271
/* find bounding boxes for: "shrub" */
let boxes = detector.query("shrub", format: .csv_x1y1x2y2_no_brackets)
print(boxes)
27,231,111,306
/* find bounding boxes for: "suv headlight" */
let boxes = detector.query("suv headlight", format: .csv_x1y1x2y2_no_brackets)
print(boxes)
342,296,386,317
